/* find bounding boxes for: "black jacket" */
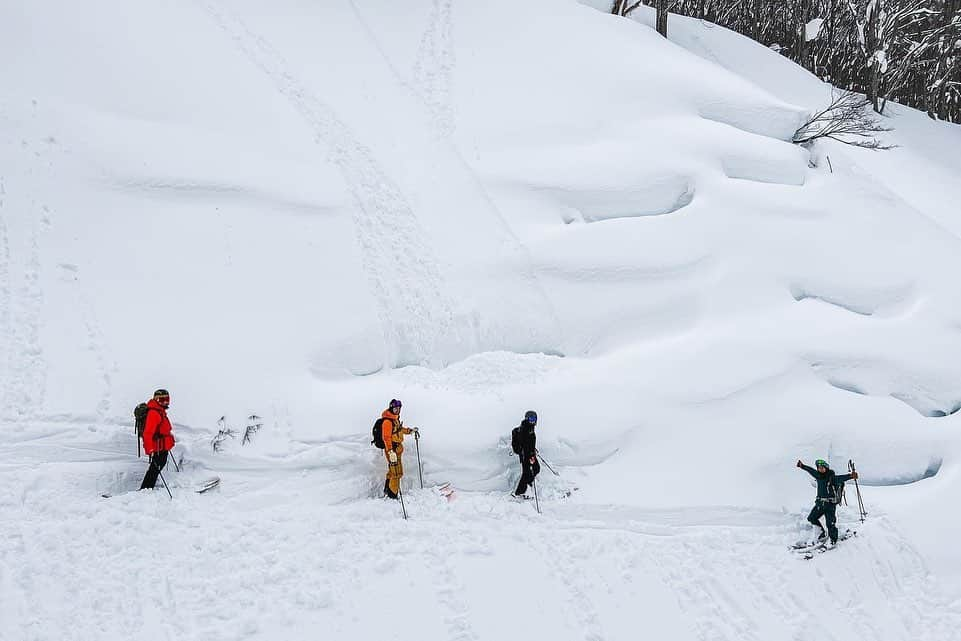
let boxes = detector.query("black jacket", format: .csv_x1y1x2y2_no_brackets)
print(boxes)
513,423,536,459
800,464,853,500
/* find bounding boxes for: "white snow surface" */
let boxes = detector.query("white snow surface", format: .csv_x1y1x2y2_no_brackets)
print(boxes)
3,1,961,640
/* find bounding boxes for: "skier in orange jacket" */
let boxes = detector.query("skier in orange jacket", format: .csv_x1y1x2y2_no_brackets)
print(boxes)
382,399,416,499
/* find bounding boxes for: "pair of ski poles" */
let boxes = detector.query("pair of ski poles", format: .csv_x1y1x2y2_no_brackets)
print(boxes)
849,459,867,523
530,451,561,515
142,430,179,500
397,429,425,521
153,450,180,500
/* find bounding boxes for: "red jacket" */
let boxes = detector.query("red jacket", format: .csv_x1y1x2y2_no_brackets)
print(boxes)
142,399,175,455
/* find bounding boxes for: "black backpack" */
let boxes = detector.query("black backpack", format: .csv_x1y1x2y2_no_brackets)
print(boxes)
134,403,150,437
371,418,386,449
510,427,522,455
831,475,847,503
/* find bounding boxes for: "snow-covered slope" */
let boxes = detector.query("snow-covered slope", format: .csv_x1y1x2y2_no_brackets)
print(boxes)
3,1,961,639
608,4,961,593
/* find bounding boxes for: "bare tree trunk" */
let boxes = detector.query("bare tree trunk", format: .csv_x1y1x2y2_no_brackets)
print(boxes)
795,0,807,66
612,0,644,16
926,0,961,119
870,60,882,112
825,0,836,79
865,0,882,113
750,0,762,41
656,0,669,36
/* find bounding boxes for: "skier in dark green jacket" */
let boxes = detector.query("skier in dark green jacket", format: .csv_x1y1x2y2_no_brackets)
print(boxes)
796,458,858,544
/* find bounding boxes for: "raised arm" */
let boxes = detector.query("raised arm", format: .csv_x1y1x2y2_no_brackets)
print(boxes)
796,460,818,478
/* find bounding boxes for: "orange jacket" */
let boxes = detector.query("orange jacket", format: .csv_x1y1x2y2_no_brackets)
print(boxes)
381,409,411,458
142,399,175,455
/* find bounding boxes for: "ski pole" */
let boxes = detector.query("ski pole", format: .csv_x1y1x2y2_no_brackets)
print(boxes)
168,449,182,473
848,459,864,523
849,459,866,522
157,466,173,500
536,450,559,476
855,463,866,522
532,479,541,514
398,483,408,520
414,430,424,489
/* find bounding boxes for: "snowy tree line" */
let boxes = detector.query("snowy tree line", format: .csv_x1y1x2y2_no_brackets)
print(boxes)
613,0,961,123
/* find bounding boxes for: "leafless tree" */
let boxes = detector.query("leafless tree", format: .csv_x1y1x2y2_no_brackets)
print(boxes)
793,91,894,148
611,0,960,123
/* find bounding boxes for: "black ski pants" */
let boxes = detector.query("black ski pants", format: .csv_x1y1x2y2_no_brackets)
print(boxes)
807,500,838,542
514,454,540,495
140,450,169,490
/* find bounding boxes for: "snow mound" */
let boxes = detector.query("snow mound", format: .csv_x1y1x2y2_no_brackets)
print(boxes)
3,0,961,638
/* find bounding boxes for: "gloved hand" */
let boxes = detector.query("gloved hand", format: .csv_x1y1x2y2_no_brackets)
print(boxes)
388,450,398,463
796,459,803,468
851,471,858,480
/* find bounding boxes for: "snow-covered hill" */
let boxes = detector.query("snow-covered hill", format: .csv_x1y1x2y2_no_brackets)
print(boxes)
3,1,961,639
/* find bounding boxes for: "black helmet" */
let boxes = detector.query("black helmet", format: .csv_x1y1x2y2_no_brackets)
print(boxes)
153,388,170,399
525,410,537,425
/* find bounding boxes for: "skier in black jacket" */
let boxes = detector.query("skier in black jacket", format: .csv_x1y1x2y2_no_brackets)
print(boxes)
796,458,857,544
511,411,540,497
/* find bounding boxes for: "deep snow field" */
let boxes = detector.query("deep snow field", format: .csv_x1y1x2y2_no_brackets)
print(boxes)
3,1,961,640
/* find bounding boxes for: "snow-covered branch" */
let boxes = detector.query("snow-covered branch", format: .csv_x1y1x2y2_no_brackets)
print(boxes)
793,91,894,149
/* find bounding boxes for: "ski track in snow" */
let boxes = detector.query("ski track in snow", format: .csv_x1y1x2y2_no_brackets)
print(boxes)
535,529,608,641
77,274,114,421
347,0,564,357
411,0,456,139
3,422,961,641
425,512,481,641
0,197,11,419
53,262,115,423
3,220,46,422
201,1,457,368
0,125,52,424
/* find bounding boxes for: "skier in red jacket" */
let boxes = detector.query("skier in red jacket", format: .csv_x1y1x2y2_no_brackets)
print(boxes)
140,388,176,490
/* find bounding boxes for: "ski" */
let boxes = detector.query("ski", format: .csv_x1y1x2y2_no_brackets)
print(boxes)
791,528,854,552
790,539,824,552
102,476,220,498
798,530,856,559
803,543,839,559
432,482,456,501
196,477,221,493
